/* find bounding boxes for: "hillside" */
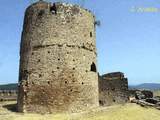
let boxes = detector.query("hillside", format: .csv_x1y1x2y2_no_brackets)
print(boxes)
0,83,17,90
129,83,160,90
0,101,160,120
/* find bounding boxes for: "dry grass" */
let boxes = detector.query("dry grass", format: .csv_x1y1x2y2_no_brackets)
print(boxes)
0,101,160,120
153,90,160,96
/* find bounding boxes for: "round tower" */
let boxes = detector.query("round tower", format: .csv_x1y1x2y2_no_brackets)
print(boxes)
17,1,98,113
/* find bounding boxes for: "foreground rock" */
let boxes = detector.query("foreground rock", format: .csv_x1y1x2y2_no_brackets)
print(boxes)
129,89,160,110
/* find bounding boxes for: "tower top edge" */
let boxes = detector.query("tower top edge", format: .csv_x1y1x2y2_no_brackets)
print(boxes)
26,1,95,17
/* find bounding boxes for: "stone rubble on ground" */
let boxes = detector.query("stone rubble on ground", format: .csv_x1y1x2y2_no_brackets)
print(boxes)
129,89,160,110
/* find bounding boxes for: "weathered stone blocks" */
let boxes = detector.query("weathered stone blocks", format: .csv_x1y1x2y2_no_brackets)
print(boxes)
99,72,129,106
17,1,98,113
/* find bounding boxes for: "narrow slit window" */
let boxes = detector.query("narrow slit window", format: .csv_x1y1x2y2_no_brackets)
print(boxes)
90,62,97,72
90,32,93,37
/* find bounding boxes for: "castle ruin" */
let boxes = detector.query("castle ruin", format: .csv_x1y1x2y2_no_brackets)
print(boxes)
17,1,99,113
99,72,129,106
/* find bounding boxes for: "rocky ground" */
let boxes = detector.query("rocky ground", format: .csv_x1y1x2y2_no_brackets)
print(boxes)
0,101,160,120
129,90,160,110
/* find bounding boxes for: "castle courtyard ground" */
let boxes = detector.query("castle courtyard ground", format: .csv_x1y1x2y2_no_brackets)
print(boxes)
0,101,160,120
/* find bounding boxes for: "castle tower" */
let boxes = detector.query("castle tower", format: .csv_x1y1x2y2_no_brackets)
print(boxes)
17,1,99,113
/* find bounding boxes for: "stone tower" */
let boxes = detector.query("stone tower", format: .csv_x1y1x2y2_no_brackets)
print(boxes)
17,1,98,113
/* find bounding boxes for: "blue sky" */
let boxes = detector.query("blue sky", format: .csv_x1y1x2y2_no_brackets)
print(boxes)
0,0,160,85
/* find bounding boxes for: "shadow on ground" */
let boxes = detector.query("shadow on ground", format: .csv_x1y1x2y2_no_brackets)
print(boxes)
3,103,17,112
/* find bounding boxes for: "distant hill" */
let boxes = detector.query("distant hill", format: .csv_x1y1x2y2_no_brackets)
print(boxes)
129,83,160,90
0,83,18,90
1,83,160,91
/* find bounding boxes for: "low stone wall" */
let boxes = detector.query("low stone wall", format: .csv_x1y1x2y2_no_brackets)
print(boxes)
129,89,153,99
0,90,17,101
99,72,129,106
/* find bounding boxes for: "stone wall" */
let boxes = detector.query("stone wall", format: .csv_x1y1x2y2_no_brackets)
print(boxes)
99,72,129,106
17,1,99,113
0,90,17,101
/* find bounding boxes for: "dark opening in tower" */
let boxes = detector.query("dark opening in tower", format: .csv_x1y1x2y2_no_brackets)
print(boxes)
50,3,57,14
90,62,97,72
